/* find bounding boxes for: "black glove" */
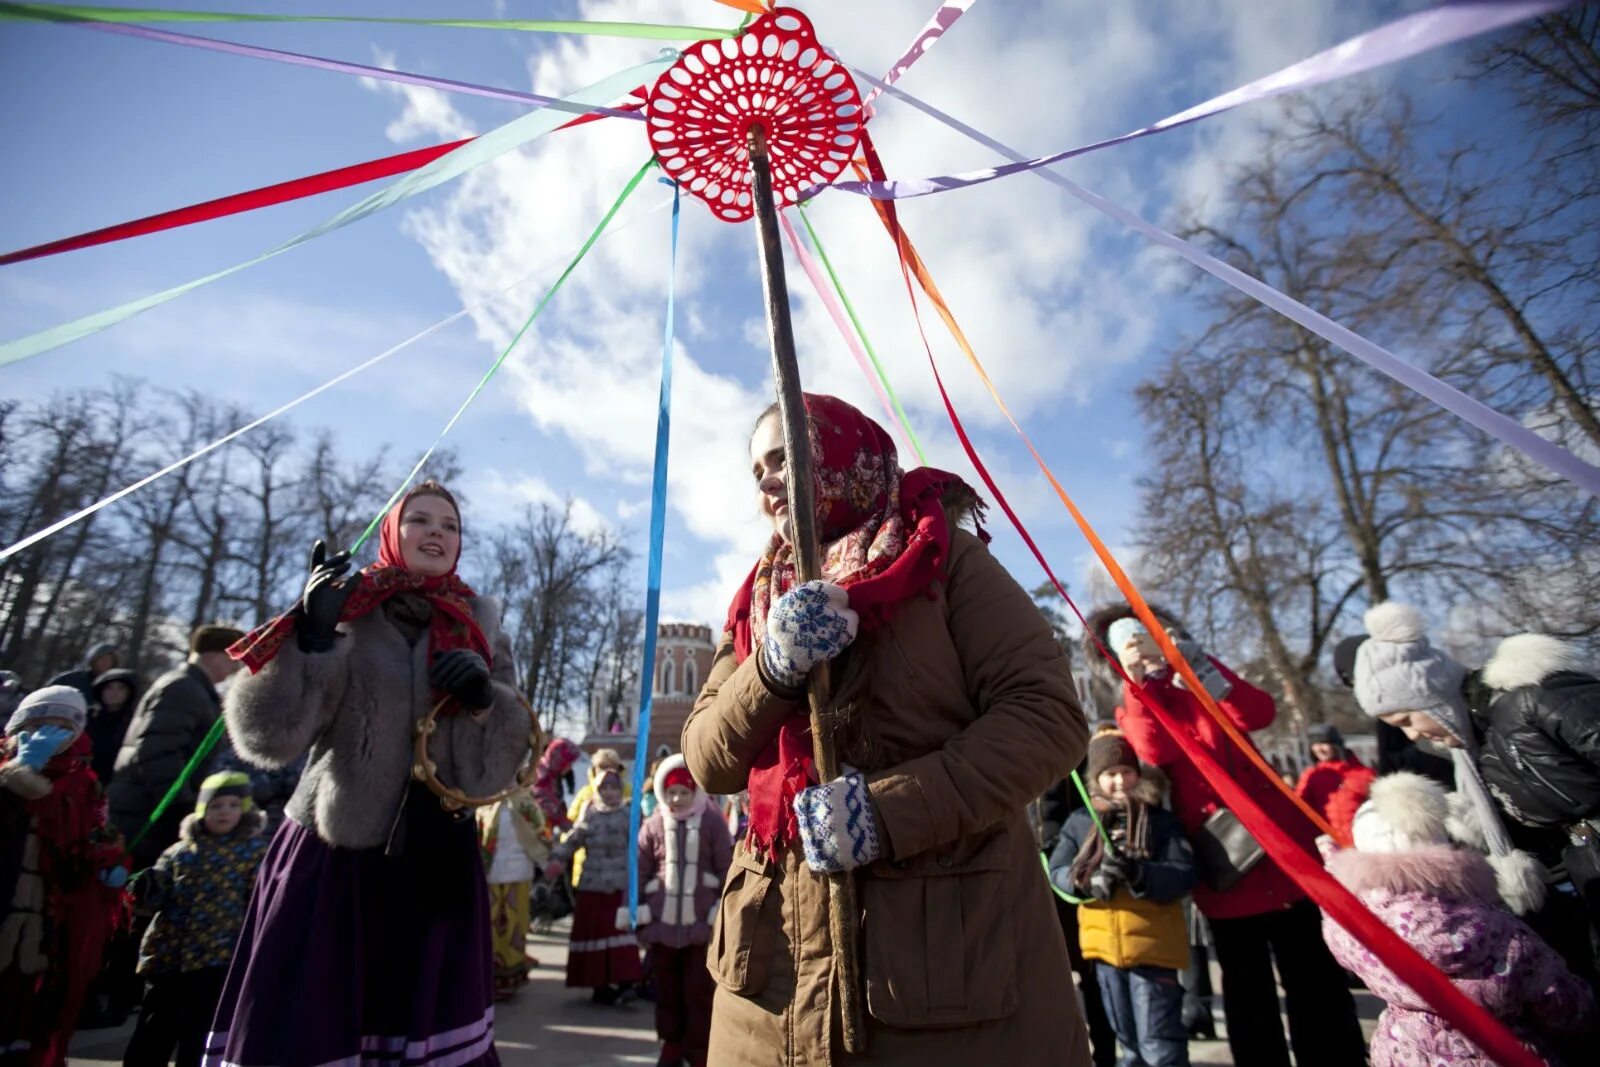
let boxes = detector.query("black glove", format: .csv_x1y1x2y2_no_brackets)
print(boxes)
430,649,495,710
1100,852,1144,891
298,540,356,653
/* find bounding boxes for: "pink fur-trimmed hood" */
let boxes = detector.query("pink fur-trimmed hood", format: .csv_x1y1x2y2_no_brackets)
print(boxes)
1326,844,1500,904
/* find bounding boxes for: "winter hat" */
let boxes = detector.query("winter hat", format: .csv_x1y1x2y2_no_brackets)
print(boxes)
1350,772,1452,854
1086,729,1139,782
5,685,88,742
653,752,708,823
1332,635,1366,688
1352,603,1468,739
662,765,696,793
190,625,245,656
1307,723,1345,748
1106,617,1148,654
195,771,254,815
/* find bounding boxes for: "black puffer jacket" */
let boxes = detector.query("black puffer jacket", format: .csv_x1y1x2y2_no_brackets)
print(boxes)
1475,636,1600,842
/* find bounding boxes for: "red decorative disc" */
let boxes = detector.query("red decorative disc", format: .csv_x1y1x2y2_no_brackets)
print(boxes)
645,8,864,223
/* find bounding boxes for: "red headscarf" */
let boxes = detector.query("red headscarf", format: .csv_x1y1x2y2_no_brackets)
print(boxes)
228,485,492,699
726,394,981,859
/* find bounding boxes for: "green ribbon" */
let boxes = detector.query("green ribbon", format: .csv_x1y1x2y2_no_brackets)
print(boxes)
0,2,735,39
129,160,655,853
349,157,658,554
129,716,227,849
796,206,929,465
0,56,671,368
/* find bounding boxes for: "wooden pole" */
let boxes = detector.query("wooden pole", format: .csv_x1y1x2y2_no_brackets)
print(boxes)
746,121,866,1054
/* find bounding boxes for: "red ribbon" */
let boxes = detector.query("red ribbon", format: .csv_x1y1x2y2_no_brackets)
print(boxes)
856,132,1544,1067
0,99,640,267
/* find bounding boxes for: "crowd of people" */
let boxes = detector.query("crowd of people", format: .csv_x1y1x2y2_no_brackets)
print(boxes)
0,393,1597,1067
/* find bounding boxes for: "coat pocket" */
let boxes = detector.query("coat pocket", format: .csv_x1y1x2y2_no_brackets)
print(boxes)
706,843,777,996
860,826,1018,1028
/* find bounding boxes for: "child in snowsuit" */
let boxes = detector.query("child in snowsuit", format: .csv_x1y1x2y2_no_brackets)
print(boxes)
1050,730,1197,1067
1319,772,1594,1066
124,772,268,1067
0,686,130,1067
634,755,732,1067
546,769,641,1003
476,790,547,1000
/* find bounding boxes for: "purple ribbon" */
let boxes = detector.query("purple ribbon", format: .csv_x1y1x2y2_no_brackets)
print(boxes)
864,0,978,106
835,0,1570,201
71,20,646,121
834,74,1600,495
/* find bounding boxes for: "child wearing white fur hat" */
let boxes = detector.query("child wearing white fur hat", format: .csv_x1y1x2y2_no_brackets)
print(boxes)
1318,773,1593,1065
1351,602,1547,916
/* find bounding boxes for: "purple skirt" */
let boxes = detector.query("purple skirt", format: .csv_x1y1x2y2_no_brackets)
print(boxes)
203,801,498,1067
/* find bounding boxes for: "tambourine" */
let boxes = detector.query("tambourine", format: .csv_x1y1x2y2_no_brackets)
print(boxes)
411,693,545,812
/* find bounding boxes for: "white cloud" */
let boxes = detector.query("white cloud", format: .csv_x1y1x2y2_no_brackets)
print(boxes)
462,467,612,537
372,0,1359,628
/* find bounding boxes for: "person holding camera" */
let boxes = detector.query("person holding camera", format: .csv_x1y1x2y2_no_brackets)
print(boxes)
1050,729,1197,1067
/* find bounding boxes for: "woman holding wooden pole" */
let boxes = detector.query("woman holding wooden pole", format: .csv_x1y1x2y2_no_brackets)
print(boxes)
682,383,1092,1064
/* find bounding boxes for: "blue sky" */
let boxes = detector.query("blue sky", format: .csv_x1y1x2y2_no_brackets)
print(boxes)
0,0,1521,632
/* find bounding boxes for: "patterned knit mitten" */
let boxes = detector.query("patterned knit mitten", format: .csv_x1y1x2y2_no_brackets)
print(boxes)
760,581,858,691
793,771,881,874
1173,640,1232,701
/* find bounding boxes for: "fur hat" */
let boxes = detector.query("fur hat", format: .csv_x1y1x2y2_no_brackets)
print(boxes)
1083,601,1186,670
1482,634,1592,691
196,771,254,815
1351,772,1452,853
5,684,88,742
1352,603,1468,738
1086,729,1139,782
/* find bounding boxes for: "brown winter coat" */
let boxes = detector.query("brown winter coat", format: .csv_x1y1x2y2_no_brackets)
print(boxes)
683,529,1091,1067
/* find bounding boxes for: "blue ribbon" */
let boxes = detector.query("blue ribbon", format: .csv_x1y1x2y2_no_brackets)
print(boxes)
626,177,680,924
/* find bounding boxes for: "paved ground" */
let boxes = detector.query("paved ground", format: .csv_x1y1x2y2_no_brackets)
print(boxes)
69,920,1380,1065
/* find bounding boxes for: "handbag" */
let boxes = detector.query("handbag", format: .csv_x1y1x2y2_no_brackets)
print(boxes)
1192,807,1265,892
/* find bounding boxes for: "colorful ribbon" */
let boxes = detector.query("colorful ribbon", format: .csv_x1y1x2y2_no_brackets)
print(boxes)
833,140,1541,1066
863,0,978,107
833,0,1572,201
0,57,671,367
0,195,674,562
626,178,681,927
844,78,1600,498
0,2,737,39
349,159,657,553
60,19,650,118
777,211,923,464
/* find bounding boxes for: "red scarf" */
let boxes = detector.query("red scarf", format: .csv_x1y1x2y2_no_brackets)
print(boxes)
228,488,492,703
725,394,978,860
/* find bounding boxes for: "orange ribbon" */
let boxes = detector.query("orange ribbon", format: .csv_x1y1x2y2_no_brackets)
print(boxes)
849,138,1337,845
710,0,770,15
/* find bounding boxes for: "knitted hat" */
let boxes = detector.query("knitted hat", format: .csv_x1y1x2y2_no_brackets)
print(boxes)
1350,772,1452,853
1086,729,1138,782
1106,617,1148,653
662,765,696,793
195,771,254,815
5,685,88,741
1352,603,1468,740
1307,723,1345,748
190,625,245,656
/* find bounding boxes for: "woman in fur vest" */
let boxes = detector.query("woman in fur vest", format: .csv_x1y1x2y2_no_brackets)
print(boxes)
209,481,531,1067
635,754,733,1067
683,394,1091,1066
1319,773,1594,1065
1087,604,1365,1067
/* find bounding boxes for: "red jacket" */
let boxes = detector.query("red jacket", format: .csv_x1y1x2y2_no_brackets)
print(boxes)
1115,662,1315,920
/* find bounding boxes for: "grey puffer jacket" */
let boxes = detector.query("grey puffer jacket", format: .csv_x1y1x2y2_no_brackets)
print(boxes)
552,803,632,893
224,596,530,851
108,664,223,849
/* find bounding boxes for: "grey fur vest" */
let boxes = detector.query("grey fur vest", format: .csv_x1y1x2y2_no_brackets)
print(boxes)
224,596,529,850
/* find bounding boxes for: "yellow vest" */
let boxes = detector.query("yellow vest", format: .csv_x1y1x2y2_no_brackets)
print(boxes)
1076,888,1189,971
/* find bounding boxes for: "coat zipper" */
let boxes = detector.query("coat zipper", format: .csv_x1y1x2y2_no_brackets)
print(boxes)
1511,738,1580,807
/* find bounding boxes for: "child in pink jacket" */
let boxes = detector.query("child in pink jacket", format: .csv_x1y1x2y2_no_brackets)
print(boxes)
1319,773,1593,1065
